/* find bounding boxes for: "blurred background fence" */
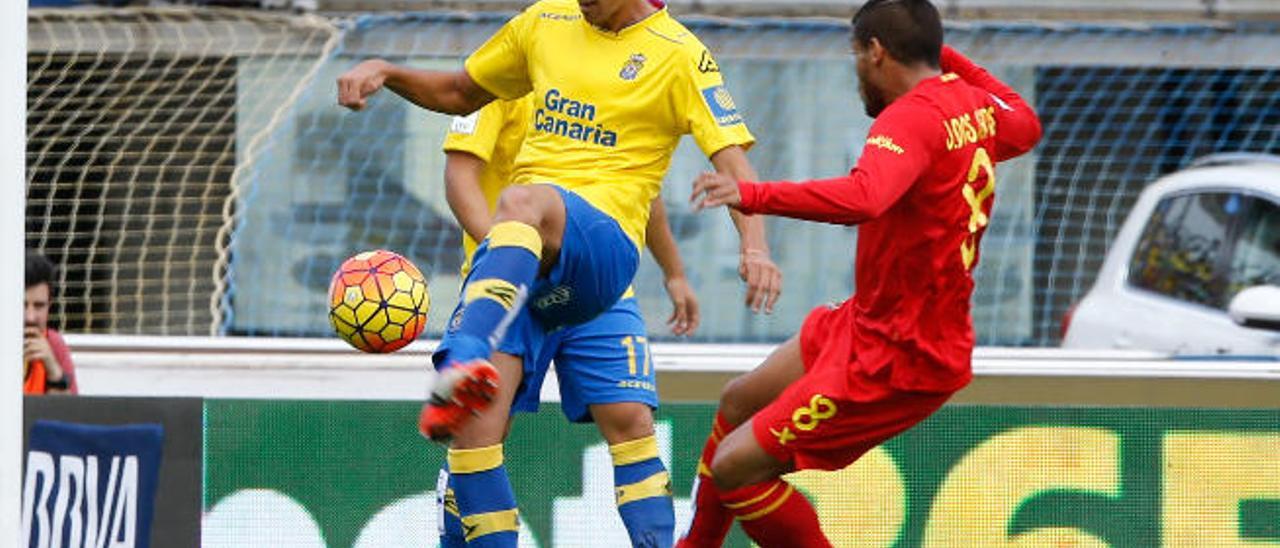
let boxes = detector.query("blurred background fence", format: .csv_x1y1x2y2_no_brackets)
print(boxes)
36,0,1280,19
24,5,1280,345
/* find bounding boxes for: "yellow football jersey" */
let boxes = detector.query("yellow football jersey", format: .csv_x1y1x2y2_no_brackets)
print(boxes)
442,96,533,275
465,0,755,249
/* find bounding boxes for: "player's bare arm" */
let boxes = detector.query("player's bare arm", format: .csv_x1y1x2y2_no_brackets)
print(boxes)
443,151,495,242
337,60,495,115
709,145,782,314
645,197,699,336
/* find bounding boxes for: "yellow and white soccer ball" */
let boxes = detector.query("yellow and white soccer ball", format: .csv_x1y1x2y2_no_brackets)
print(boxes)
327,250,430,353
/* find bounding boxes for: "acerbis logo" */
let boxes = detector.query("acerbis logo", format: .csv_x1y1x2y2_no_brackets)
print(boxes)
697,50,719,74
540,12,581,21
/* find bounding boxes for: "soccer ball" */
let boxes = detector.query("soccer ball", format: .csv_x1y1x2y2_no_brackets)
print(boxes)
328,250,430,353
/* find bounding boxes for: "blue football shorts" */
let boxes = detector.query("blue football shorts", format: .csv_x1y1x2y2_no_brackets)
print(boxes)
526,185,639,330
508,296,658,422
434,185,650,421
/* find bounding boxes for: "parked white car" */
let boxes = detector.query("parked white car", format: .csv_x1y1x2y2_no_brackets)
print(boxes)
1062,153,1280,356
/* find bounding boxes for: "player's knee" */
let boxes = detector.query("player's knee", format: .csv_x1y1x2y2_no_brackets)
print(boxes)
708,444,748,491
591,403,655,445
449,400,516,448
718,376,753,426
450,428,508,449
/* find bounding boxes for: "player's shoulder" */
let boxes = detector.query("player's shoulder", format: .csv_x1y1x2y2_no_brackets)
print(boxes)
890,76,983,122
881,88,948,126
868,89,951,152
929,73,999,109
647,13,711,59
642,14,729,87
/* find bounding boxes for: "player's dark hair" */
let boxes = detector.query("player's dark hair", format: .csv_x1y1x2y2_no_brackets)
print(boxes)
25,251,55,290
852,0,943,68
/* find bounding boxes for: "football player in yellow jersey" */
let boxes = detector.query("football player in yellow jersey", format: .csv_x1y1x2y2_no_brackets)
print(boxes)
339,2,781,545
437,94,696,547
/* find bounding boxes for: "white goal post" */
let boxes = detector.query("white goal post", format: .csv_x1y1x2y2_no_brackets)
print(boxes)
3,0,27,542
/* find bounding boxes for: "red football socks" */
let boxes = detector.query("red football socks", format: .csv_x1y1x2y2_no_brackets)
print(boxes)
720,478,832,548
677,413,735,547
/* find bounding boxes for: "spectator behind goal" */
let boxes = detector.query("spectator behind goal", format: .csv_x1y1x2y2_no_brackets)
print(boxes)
24,251,77,395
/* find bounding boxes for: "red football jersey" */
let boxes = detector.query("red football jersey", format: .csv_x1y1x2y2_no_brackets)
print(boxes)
738,46,1042,391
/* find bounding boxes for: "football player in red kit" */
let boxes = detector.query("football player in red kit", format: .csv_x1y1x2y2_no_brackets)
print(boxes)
677,1,1043,546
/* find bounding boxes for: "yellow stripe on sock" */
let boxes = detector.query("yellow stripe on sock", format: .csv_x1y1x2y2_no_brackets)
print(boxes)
487,221,542,256
609,436,660,466
443,488,460,518
737,485,794,522
463,279,520,310
723,482,781,510
461,508,520,542
448,444,504,474
697,461,712,478
615,471,673,507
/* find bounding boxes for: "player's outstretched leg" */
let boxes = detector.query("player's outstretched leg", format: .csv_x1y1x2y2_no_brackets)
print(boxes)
711,420,831,548
424,186,566,441
679,337,805,547
421,221,538,440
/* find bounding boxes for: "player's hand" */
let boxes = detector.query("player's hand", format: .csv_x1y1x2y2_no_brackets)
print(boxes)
337,59,391,111
739,249,782,314
23,327,61,375
663,275,700,336
689,172,742,211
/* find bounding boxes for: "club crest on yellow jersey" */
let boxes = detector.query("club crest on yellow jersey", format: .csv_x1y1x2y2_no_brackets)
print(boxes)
620,53,647,81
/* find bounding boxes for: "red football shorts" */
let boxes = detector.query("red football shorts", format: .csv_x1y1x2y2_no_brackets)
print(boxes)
751,302,955,471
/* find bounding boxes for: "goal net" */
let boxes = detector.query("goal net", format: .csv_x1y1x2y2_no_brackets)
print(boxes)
27,7,339,335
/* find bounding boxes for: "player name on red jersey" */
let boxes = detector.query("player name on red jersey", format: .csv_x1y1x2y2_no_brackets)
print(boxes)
943,105,997,151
